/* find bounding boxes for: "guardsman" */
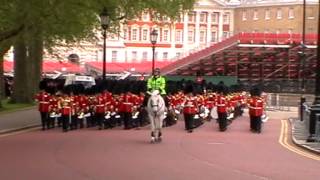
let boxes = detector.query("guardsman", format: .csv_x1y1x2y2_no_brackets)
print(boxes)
119,91,134,129
48,94,59,128
182,85,198,133
95,93,106,130
216,90,228,131
35,90,51,130
248,87,264,133
59,94,73,132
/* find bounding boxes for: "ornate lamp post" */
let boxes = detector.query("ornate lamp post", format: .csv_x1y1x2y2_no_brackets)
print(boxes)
307,1,320,142
150,29,158,75
99,7,110,80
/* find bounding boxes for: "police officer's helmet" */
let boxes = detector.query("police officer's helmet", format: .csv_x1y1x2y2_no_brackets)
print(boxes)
154,68,160,73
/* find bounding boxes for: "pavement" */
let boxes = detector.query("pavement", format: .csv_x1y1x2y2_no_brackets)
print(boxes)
0,107,40,134
0,106,320,155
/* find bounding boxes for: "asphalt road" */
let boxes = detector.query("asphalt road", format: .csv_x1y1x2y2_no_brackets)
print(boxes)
0,114,319,180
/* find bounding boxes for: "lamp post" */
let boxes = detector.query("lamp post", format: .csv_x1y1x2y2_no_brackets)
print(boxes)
100,7,110,80
300,0,307,121
307,1,320,142
150,29,158,75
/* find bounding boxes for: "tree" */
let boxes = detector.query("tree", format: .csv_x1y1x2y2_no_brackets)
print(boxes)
0,0,195,103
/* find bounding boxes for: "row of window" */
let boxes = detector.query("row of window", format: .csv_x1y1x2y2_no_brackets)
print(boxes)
139,11,230,24
242,8,295,21
111,51,182,62
243,28,315,34
119,28,229,43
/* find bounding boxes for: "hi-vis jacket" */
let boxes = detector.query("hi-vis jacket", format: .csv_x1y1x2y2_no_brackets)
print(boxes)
147,76,166,95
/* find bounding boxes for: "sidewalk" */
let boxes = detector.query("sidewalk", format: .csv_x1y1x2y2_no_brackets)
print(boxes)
0,108,40,134
266,107,320,154
290,117,320,154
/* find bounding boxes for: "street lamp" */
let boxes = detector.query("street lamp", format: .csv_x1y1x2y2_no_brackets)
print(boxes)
100,7,110,80
307,1,320,142
150,29,158,75
299,0,307,121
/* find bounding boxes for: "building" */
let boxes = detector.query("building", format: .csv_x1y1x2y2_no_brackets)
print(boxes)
234,0,319,34
5,0,319,68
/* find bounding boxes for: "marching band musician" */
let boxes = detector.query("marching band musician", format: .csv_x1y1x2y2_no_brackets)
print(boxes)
59,94,73,132
216,89,228,132
248,87,264,133
48,94,60,128
35,90,51,130
182,85,198,133
77,94,89,129
95,93,106,130
119,91,134,129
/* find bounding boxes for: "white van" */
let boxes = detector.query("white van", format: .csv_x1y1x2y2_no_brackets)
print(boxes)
64,74,96,88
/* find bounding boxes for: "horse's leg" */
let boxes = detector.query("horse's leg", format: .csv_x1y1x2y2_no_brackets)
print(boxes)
149,114,156,143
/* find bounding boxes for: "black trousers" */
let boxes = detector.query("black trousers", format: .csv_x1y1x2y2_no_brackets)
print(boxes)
62,115,70,131
122,112,132,129
250,115,262,132
40,112,49,129
95,113,105,129
184,113,194,130
217,112,227,131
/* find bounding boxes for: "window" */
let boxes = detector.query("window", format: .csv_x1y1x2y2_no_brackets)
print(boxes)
307,8,315,19
223,31,229,39
188,12,195,22
154,52,158,60
188,30,194,42
200,12,207,23
142,29,148,41
142,12,149,21
276,9,282,19
288,29,293,34
142,51,148,60
163,29,169,42
163,52,168,60
175,30,182,42
112,51,117,62
132,51,137,61
131,28,138,41
212,13,218,24
253,10,258,20
242,11,247,21
200,30,206,43
211,31,217,42
123,28,127,40
276,29,281,34
265,9,270,20
288,8,294,19
176,52,181,57
264,29,269,33
223,13,229,24
162,16,169,22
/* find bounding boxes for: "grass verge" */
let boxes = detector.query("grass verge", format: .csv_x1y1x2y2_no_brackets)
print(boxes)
0,99,35,114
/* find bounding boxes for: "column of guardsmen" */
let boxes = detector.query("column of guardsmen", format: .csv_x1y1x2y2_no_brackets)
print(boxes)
35,86,266,133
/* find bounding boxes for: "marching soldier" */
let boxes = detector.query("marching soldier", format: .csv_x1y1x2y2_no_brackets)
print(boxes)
248,87,264,133
59,94,73,132
95,93,106,130
182,85,198,133
35,90,51,130
216,89,228,132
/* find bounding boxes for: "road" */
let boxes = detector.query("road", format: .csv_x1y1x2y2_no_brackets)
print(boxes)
0,114,319,180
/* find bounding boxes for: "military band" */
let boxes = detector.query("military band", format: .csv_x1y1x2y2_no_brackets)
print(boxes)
35,81,267,134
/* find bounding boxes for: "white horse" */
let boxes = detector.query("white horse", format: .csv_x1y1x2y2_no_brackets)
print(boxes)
147,90,166,143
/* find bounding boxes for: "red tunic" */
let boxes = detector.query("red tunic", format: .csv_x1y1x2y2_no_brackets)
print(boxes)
217,95,227,113
248,97,264,117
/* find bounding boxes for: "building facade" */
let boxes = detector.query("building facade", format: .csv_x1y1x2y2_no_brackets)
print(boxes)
5,0,319,64
234,0,319,34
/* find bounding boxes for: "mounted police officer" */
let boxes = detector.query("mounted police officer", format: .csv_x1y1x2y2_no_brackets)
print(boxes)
146,68,168,107
147,68,166,96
